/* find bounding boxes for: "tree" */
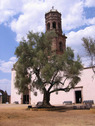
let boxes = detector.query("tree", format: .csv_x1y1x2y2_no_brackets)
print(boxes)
82,37,95,74
14,31,83,107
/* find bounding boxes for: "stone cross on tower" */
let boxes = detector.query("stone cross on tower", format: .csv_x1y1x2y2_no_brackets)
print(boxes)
52,6,54,9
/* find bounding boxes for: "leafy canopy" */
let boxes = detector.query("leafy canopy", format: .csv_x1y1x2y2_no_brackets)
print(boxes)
14,31,83,94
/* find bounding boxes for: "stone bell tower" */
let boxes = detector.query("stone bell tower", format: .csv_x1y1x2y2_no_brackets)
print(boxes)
45,7,67,54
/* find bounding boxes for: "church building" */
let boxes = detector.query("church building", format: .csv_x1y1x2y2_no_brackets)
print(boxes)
11,8,95,105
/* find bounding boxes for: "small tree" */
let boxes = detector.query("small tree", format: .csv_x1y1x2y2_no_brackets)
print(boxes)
14,31,83,107
82,37,95,74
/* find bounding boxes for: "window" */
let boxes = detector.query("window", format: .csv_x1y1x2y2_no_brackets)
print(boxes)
47,23,50,30
59,42,63,52
52,22,56,29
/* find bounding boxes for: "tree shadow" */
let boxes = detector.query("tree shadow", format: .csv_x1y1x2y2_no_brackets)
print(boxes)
29,105,74,113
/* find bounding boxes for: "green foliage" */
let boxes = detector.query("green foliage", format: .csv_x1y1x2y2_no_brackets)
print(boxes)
82,37,95,57
14,31,83,95
82,37,95,74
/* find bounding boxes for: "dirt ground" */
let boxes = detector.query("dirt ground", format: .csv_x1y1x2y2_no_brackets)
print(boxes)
0,104,95,126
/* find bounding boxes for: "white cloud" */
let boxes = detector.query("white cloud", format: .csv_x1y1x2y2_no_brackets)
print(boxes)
67,25,95,47
85,0,95,7
62,1,85,31
0,0,23,24
0,0,95,42
0,79,11,94
87,17,95,25
0,10,15,24
9,0,81,41
9,0,95,41
10,1,46,41
0,57,17,73
66,25,95,66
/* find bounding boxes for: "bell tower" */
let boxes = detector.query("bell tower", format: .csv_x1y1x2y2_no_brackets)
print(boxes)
45,7,67,54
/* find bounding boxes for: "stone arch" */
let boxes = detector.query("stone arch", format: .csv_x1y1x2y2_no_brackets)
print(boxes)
0,89,8,103
52,21,56,29
0,89,5,95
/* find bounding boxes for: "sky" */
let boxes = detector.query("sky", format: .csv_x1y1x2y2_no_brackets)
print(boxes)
0,0,95,95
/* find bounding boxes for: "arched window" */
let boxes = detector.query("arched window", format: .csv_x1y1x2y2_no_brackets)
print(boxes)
59,42,63,52
52,22,56,29
47,23,50,30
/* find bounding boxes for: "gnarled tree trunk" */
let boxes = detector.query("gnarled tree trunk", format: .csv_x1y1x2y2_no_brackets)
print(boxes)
41,88,53,108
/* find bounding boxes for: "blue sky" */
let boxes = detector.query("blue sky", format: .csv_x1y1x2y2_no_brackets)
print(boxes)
0,0,95,95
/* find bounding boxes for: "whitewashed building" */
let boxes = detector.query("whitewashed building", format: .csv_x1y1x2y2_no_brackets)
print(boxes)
11,67,95,105
11,8,95,105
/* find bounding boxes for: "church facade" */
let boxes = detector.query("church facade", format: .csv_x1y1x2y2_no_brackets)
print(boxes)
11,8,95,105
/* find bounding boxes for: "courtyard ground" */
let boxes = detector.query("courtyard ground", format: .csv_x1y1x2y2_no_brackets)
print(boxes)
0,104,95,126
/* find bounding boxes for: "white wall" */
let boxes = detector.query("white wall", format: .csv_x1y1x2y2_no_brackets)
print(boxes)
50,67,95,104
50,90,74,105
30,91,43,106
11,69,21,104
11,67,95,105
78,68,95,103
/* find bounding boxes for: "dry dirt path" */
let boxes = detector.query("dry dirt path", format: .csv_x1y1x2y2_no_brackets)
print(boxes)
0,104,95,126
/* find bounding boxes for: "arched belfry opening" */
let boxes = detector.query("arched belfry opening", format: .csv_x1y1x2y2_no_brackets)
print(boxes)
45,7,67,54
52,22,56,29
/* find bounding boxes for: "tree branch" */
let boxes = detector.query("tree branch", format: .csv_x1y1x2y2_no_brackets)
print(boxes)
60,77,68,85
91,56,95,74
47,76,68,92
47,71,59,92
34,68,42,83
51,71,59,83
50,87,72,94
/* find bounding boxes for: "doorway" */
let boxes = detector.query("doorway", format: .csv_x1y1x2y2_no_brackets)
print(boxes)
23,95,29,104
75,90,82,103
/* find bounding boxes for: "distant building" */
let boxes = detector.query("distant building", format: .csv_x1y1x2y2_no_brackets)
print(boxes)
11,8,95,105
0,89,10,103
